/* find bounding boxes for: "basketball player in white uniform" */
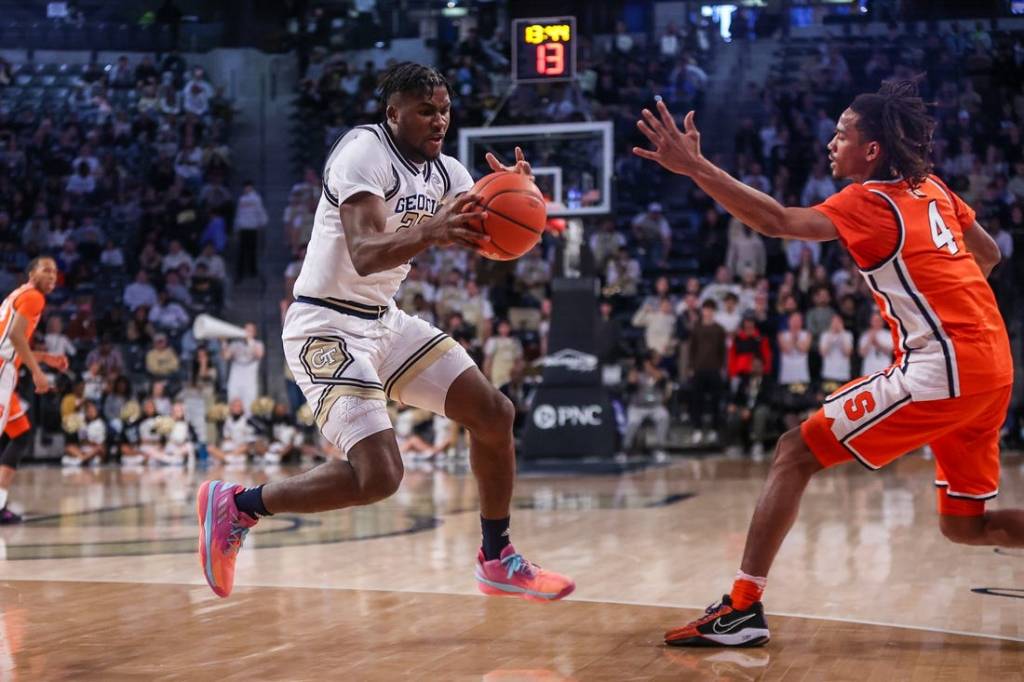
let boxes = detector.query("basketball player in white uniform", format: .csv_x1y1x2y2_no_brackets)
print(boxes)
197,63,574,601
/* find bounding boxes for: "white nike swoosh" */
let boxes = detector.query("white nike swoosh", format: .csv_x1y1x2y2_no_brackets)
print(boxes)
712,612,758,634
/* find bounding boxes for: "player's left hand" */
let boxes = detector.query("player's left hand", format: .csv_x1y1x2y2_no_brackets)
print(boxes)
31,369,52,394
633,100,705,177
485,146,534,180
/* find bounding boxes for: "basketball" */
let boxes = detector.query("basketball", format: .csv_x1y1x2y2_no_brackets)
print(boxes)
467,172,546,260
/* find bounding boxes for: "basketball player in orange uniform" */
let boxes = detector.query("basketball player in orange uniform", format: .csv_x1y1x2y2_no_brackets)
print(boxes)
634,81,1021,646
0,257,67,524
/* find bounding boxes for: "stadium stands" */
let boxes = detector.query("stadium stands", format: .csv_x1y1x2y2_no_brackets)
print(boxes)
0,50,238,462
283,17,1023,457
4,12,1020,467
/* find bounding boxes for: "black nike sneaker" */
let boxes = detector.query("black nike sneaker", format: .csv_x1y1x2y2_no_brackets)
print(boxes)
0,507,23,524
664,594,770,647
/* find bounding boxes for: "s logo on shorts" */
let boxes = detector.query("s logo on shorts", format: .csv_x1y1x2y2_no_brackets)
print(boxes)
843,391,877,421
299,337,354,383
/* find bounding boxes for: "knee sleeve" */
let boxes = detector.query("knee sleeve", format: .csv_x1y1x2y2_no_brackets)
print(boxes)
320,396,392,454
0,432,31,469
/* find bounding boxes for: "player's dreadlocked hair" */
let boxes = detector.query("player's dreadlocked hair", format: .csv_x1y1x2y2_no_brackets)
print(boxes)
376,62,452,110
849,79,935,188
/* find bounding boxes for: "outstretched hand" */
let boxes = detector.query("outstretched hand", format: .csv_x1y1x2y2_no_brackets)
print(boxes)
485,146,534,180
632,100,705,177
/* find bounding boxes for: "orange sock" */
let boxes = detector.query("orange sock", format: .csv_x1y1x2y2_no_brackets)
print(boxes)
729,571,767,610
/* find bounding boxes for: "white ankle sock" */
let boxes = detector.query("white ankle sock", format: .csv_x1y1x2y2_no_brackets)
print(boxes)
0,487,8,510
735,570,768,588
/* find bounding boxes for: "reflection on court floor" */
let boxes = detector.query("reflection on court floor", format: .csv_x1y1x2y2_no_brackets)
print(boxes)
2,455,1022,678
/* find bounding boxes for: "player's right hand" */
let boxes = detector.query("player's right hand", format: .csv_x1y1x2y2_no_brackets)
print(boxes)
633,100,705,177
422,193,490,250
32,370,52,394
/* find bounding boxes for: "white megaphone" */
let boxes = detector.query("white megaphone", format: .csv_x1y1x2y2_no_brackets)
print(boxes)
192,314,248,340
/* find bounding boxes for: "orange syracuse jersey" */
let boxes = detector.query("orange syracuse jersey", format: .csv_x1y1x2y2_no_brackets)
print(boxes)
813,175,1012,401
0,283,46,370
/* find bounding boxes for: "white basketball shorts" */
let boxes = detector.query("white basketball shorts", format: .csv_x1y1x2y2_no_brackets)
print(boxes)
0,360,17,434
282,297,476,453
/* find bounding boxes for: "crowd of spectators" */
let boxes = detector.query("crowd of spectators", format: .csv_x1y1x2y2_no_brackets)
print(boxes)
615,20,1024,456
291,15,715,173
58,390,318,469
5,14,1022,468
711,21,1023,448
284,17,723,457
281,17,1024,459
605,21,1023,456
0,50,290,465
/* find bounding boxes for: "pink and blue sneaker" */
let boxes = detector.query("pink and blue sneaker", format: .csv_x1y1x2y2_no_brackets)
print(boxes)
475,544,575,602
197,480,258,598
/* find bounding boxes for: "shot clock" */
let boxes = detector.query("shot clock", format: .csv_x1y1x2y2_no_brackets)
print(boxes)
512,16,577,83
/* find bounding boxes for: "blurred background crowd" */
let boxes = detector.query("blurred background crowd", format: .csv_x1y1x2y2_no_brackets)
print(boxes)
285,8,1024,461
0,46,279,465
0,1,1021,467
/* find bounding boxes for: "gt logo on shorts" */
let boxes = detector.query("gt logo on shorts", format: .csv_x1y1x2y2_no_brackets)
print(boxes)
311,346,340,369
843,391,876,421
299,337,354,383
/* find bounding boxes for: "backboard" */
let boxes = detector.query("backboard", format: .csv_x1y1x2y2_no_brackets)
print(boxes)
458,121,613,217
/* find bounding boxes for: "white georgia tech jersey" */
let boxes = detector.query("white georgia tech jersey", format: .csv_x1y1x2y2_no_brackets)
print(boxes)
293,122,473,307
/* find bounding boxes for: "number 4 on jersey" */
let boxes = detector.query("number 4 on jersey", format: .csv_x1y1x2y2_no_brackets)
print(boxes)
928,201,959,255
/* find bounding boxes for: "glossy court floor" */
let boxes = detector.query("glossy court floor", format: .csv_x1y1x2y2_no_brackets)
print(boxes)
2,452,1023,680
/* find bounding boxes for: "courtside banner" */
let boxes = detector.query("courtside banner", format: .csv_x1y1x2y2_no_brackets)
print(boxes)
522,386,617,459
523,276,616,458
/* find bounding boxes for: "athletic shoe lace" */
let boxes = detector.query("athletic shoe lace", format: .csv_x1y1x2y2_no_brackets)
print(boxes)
500,552,535,579
686,599,728,627
704,599,724,616
226,524,250,555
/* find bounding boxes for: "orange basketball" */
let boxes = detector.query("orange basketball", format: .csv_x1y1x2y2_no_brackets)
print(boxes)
467,172,546,261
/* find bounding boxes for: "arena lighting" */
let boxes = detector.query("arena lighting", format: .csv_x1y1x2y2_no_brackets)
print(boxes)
442,0,467,16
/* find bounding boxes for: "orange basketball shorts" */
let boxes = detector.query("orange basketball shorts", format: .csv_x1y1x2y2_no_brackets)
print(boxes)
802,368,1012,517
0,361,30,439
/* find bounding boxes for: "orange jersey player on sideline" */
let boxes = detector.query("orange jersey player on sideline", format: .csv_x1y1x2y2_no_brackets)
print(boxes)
634,80,1020,647
0,257,68,524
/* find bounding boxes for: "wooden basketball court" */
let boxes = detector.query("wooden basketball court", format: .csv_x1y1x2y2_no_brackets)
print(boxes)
2,454,1023,679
